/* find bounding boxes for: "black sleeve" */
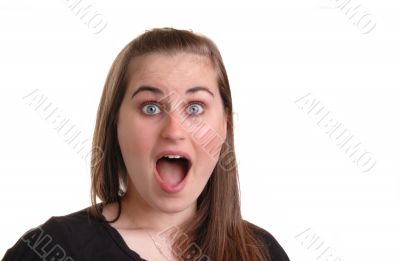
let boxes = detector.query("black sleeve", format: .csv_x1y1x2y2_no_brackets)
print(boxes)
245,221,291,261
261,230,290,261
3,227,49,261
2,218,75,261
2,238,37,260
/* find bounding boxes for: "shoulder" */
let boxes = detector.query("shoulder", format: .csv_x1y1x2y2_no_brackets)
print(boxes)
245,220,291,261
2,206,102,261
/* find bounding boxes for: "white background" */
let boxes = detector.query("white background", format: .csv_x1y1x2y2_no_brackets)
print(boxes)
1,0,399,260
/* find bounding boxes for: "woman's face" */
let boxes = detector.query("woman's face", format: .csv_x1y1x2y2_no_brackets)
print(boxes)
117,52,227,213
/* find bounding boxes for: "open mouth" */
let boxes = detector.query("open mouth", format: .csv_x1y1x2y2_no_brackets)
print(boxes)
155,154,191,189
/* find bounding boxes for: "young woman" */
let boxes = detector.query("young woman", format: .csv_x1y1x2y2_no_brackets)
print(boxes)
3,28,290,261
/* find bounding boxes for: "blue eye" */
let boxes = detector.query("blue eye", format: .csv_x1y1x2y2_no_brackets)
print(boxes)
141,102,204,116
142,103,161,115
186,103,204,115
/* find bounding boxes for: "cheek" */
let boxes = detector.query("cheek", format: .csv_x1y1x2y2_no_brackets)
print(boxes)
191,115,226,169
117,113,157,162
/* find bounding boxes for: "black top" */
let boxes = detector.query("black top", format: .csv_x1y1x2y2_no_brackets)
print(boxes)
2,206,290,261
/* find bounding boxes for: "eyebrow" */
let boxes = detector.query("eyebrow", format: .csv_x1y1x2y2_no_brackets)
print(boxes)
131,85,214,99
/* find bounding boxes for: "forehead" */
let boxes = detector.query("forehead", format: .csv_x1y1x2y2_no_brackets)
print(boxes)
126,52,218,92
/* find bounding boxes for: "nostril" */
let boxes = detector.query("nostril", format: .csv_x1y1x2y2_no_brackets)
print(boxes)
161,117,186,140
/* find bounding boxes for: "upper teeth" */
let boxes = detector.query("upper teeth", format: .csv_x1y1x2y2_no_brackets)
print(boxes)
163,155,183,159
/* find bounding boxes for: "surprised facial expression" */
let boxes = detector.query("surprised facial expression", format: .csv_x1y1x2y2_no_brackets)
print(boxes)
117,52,227,213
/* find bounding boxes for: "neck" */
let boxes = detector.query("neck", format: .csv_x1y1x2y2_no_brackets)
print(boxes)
118,186,196,234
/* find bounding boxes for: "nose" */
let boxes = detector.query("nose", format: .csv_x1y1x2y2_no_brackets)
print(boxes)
160,111,186,141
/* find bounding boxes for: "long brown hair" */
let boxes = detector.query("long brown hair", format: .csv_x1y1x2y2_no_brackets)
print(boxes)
90,27,270,261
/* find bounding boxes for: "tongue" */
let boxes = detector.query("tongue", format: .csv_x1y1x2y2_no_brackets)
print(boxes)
156,158,186,186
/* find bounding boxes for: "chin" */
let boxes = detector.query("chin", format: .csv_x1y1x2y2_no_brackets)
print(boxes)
153,196,196,214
